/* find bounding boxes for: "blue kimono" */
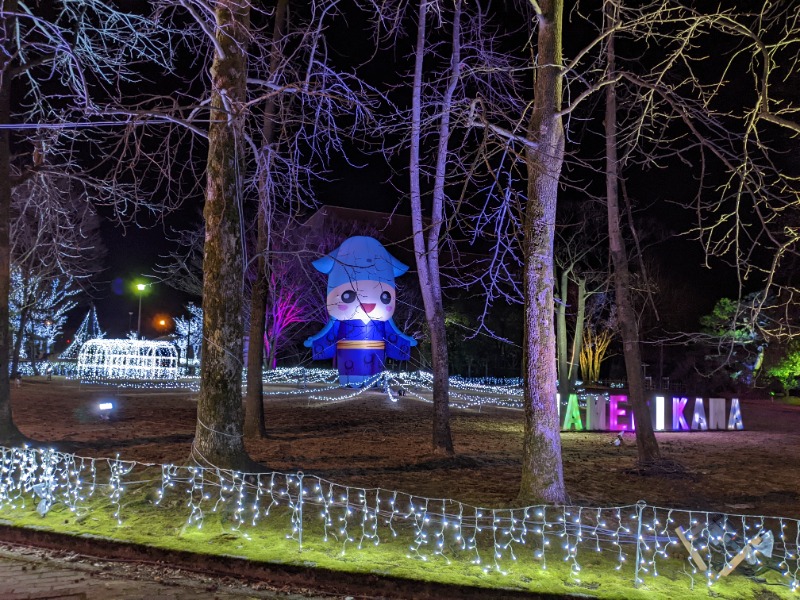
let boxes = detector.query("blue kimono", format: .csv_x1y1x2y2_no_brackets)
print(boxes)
304,236,417,387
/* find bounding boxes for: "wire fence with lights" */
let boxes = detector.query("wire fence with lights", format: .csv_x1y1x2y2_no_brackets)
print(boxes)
0,445,796,593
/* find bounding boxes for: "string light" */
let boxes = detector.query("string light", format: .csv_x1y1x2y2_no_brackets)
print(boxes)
77,339,179,380
60,307,105,360
0,444,796,595
59,364,745,433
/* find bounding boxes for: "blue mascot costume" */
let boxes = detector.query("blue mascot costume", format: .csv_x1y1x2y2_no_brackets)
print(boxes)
304,236,417,386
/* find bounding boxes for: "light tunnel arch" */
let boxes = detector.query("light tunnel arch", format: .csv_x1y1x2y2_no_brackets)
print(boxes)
77,339,179,380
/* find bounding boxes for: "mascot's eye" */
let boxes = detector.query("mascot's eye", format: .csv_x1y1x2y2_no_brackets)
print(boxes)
341,290,357,303
380,291,392,305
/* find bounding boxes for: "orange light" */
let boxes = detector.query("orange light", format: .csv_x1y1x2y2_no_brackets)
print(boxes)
152,314,173,332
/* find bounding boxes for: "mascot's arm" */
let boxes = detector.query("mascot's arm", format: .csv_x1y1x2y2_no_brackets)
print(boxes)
384,318,417,361
304,320,339,360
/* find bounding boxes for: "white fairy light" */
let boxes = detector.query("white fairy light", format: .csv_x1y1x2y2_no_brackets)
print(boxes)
78,339,179,381
1,444,797,595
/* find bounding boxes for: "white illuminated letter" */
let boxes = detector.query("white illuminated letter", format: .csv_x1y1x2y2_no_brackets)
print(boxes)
728,398,744,430
586,394,606,431
655,396,665,431
691,398,707,431
709,397,726,429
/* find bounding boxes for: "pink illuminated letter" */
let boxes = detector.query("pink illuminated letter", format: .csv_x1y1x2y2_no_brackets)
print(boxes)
609,395,629,431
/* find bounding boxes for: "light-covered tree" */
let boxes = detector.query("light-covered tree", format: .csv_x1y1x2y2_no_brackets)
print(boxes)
579,293,617,383
174,303,203,368
10,268,79,373
9,174,104,374
1,0,172,444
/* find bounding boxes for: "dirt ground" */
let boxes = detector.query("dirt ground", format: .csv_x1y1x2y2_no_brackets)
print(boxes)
9,377,800,521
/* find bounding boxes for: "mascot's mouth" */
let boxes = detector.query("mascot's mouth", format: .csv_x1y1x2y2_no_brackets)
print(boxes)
361,303,376,314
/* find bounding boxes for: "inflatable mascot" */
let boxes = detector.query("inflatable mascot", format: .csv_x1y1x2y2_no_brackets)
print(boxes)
304,236,417,386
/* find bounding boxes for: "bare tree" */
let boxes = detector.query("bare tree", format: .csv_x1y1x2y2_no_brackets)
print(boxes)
554,200,610,400
0,2,21,442
407,0,459,455
156,226,205,297
9,175,104,375
461,0,570,502
590,0,799,464
603,0,660,463
1,0,169,445
243,0,287,440
462,0,799,482
376,0,521,454
515,0,568,503
189,0,254,470
237,0,378,439
146,0,378,455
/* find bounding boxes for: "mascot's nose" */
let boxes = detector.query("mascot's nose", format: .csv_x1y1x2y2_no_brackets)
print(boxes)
361,303,376,313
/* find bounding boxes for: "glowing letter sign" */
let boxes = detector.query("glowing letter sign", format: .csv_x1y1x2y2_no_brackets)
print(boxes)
586,394,606,431
562,393,584,431
609,395,629,431
728,398,744,430
691,398,708,431
672,397,690,431
709,397,726,429
655,396,665,431
559,394,743,432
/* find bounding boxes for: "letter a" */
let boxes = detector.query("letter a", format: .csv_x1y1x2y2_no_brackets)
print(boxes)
728,398,744,430
562,393,584,431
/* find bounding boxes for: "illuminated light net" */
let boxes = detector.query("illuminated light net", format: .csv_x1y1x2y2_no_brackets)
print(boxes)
77,339,179,380
2,444,798,594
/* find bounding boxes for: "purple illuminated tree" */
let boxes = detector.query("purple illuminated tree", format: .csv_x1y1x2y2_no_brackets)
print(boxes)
264,271,309,370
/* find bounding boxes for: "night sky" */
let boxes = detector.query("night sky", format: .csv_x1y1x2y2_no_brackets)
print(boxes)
53,1,796,350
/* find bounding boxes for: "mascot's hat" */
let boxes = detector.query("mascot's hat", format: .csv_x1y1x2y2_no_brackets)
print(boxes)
313,236,408,293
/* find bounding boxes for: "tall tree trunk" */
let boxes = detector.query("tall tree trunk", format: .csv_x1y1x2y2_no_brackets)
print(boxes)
244,227,269,438
28,321,39,376
267,326,278,369
408,0,456,455
0,1,25,444
193,0,253,470
604,0,660,464
556,270,569,399
244,0,287,440
11,294,30,378
427,303,451,451
568,277,586,389
518,0,567,505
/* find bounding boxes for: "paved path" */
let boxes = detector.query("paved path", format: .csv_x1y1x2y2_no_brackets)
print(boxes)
0,543,338,600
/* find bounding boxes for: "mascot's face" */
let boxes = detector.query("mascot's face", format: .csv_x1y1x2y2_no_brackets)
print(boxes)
327,279,397,324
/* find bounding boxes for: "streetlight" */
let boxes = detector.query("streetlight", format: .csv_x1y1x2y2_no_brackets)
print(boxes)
136,283,146,338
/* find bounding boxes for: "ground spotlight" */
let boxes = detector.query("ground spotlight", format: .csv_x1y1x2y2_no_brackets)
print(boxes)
96,400,115,420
